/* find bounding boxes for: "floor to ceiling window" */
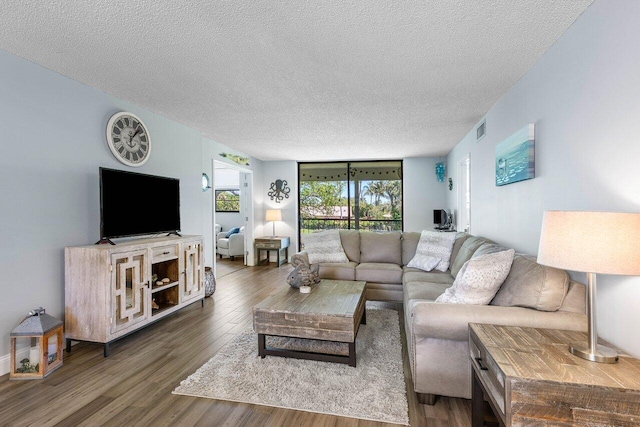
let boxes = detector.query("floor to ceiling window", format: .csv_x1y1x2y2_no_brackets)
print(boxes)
298,161,403,240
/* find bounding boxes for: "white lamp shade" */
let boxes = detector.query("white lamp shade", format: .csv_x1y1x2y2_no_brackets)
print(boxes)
265,209,282,222
537,211,640,275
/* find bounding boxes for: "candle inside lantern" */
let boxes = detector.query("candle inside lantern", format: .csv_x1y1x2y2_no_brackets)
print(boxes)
29,343,40,365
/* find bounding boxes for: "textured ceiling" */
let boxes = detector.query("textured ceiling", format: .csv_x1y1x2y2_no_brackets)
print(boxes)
0,0,593,161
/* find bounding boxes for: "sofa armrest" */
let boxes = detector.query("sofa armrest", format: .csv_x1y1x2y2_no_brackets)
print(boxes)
409,301,587,341
228,233,245,253
216,231,227,241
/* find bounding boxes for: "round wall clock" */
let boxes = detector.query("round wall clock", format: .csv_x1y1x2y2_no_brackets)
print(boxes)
106,112,151,167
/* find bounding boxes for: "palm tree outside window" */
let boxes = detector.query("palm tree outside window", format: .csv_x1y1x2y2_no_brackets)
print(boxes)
298,161,403,243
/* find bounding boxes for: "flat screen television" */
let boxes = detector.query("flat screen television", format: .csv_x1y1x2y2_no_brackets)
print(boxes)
100,167,180,240
433,209,448,229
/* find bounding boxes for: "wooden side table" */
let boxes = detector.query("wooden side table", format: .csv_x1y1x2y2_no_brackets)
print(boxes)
255,236,290,267
469,323,640,426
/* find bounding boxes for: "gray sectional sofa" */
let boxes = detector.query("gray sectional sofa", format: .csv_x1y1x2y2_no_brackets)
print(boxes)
293,230,588,403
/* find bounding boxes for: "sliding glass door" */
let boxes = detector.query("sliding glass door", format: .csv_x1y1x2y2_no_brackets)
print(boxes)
298,161,403,240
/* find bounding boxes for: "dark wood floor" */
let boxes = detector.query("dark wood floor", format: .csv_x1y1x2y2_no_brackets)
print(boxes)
216,256,247,278
0,264,471,426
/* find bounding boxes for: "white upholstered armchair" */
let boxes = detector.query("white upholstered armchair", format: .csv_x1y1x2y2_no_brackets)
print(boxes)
217,227,245,260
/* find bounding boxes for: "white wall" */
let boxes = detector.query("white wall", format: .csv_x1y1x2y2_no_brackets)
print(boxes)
262,161,299,258
0,49,204,360
446,0,640,357
403,157,448,232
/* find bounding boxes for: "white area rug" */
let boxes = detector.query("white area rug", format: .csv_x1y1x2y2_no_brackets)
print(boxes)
173,309,409,425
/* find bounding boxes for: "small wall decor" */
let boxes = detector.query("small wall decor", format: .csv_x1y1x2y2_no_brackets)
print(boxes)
268,179,290,203
201,173,211,192
495,124,535,186
435,162,446,182
219,152,250,166
448,177,453,191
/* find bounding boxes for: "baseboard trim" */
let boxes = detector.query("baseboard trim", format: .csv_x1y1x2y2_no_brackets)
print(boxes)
0,347,30,377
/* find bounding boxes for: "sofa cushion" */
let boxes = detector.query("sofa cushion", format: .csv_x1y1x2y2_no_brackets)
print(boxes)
472,243,509,258
407,254,440,271
303,230,349,264
450,236,492,278
339,229,361,263
558,281,586,314
360,232,402,265
449,233,471,267
401,232,421,265
403,267,455,285
404,281,451,302
356,262,403,284
318,262,357,281
409,230,457,272
491,254,569,311
436,249,515,305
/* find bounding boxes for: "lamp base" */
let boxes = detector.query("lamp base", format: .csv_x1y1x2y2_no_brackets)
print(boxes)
569,343,618,363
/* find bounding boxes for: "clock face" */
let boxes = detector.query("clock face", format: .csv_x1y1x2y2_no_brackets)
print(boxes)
106,112,151,167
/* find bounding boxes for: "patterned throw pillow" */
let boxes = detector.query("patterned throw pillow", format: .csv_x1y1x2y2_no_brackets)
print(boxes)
303,230,349,264
435,249,515,305
407,254,440,271
408,230,457,272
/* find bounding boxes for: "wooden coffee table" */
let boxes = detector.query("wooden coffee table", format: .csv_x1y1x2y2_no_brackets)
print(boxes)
252,279,366,367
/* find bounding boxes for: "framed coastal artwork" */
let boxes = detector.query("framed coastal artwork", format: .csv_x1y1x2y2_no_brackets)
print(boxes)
495,124,535,186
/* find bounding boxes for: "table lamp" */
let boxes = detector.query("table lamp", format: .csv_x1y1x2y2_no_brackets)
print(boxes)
537,211,640,363
265,209,282,237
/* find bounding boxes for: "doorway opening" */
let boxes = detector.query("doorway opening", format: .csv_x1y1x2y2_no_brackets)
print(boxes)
212,160,254,277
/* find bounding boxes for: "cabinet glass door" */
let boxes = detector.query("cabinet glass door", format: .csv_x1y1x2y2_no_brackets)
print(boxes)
181,242,203,302
111,250,149,333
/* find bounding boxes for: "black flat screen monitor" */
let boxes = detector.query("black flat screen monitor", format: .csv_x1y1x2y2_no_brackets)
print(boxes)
100,167,181,239
433,209,448,228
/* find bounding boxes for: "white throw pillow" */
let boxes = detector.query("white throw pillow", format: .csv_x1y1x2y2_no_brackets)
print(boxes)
408,230,457,272
407,254,440,271
435,249,515,305
303,230,349,264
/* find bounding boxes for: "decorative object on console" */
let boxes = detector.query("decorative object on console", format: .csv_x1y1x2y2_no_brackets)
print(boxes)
265,209,281,237
10,307,63,380
201,173,211,192
538,210,640,363
268,179,290,203
286,255,320,289
106,112,151,167
495,123,535,186
435,162,446,182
